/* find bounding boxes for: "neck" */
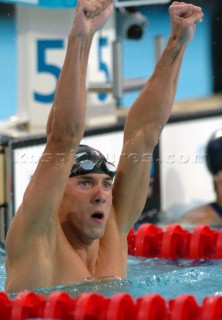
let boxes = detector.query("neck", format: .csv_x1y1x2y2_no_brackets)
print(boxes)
60,221,100,271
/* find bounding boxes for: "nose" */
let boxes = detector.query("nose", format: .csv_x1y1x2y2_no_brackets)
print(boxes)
92,185,106,204
94,197,106,204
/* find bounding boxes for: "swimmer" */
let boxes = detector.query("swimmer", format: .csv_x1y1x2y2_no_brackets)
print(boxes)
181,129,222,226
5,0,203,292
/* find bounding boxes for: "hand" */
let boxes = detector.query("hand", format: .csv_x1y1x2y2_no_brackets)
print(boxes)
71,0,114,37
169,2,204,45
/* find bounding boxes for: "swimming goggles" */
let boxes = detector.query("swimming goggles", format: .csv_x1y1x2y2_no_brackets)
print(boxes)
69,159,116,178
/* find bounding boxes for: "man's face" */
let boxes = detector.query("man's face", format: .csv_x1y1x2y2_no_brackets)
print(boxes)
60,173,113,243
213,170,222,192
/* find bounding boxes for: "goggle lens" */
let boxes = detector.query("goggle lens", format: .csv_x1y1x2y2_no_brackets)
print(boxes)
81,160,95,171
70,159,116,178
104,162,116,174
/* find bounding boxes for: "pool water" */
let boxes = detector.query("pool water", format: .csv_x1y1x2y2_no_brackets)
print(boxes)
0,245,222,302
0,245,6,292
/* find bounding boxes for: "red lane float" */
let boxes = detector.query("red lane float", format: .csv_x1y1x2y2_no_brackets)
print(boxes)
202,296,222,320
215,228,222,258
10,291,46,320
169,294,200,320
134,224,163,257
43,291,73,319
189,225,218,259
161,224,191,259
128,223,222,259
0,292,222,320
106,293,136,320
0,292,11,320
136,294,167,320
1,224,222,319
73,292,107,320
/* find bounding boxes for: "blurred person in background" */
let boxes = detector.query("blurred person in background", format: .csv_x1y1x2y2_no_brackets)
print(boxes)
181,129,222,226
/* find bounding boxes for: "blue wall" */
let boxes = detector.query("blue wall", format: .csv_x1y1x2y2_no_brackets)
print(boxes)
121,3,213,107
0,13,17,120
0,3,213,120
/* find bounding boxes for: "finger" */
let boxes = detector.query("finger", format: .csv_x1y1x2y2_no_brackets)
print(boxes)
96,1,113,21
78,0,102,18
77,0,95,17
170,3,203,18
190,11,204,24
82,0,113,19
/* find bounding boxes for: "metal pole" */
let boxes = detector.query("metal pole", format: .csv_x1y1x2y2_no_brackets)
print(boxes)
112,40,123,101
0,207,5,242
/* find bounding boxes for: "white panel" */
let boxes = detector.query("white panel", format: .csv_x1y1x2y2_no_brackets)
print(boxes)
82,131,123,167
14,144,45,211
16,6,115,130
16,6,73,129
160,116,222,218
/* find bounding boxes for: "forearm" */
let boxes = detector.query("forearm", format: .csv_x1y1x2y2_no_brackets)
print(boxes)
113,2,203,235
124,0,204,152
46,0,113,149
124,35,186,150
47,34,93,150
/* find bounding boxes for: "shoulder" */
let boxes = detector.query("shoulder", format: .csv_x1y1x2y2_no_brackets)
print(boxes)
181,204,222,226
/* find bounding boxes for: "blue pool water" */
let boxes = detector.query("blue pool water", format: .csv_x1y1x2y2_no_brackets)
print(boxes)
0,245,222,302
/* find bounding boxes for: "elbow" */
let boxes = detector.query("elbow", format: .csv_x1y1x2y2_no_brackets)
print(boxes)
143,125,162,151
48,120,85,149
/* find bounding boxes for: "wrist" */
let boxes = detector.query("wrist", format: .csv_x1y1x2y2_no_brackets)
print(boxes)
65,33,94,76
166,34,187,57
68,30,94,44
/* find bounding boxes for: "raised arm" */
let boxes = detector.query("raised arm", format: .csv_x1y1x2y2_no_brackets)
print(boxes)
46,0,114,143
112,2,203,233
6,0,114,254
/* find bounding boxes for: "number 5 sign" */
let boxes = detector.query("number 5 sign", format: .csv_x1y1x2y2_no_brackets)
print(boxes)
16,5,115,130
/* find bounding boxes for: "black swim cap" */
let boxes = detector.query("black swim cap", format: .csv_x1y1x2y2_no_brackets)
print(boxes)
69,144,116,178
206,129,222,175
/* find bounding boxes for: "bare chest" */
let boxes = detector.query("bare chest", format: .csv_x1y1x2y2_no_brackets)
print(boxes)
53,239,127,286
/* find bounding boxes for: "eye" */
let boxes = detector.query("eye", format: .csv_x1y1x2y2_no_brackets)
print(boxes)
103,181,112,191
79,180,93,189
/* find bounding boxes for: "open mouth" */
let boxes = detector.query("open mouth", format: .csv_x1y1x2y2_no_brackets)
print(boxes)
91,212,104,221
